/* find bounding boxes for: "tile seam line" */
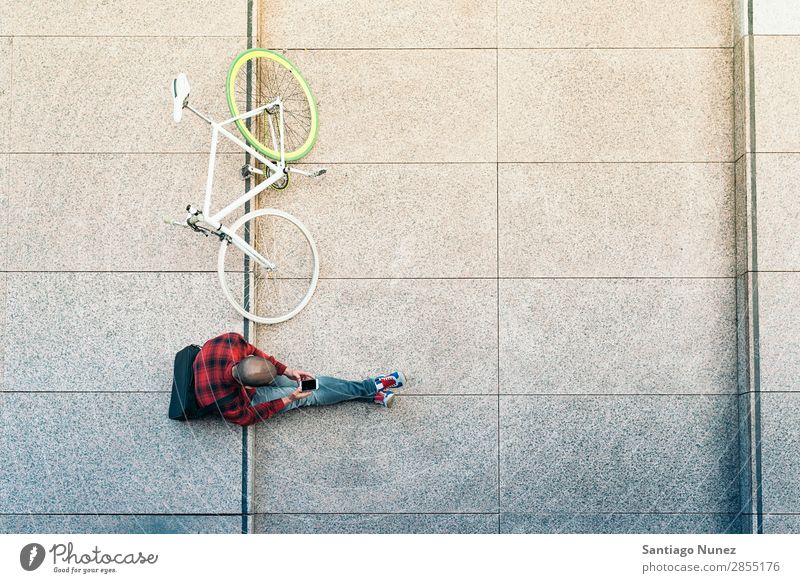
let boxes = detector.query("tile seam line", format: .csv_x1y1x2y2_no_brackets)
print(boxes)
2,511,750,516
495,0,500,531
0,35,249,38
240,0,254,536
250,511,755,516
248,46,735,51
0,512,498,517
3,152,266,155
0,156,740,163
0,513,244,516
7,38,12,266
746,0,764,534
2,156,739,163
1,392,746,397
0,36,743,47
307,161,737,165
737,270,800,274
0,273,741,279
732,28,743,535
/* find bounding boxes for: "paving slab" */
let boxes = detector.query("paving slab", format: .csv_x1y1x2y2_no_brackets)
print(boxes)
7,153,245,271
254,396,498,513
499,278,736,394
259,0,494,49
257,163,496,277
0,393,241,513
753,0,800,35
0,273,5,391
754,154,800,271
498,49,733,162
761,393,800,513
0,514,241,534
255,278,497,394
754,36,800,153
762,514,800,534
0,0,246,36
498,0,732,48
274,49,496,163
758,272,800,392
499,162,734,277
255,513,498,534
500,513,742,534
500,395,740,513
4,272,242,392
0,39,9,153
0,153,6,270
11,37,246,153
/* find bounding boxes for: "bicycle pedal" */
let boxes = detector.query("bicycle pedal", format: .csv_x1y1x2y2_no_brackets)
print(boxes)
241,164,265,180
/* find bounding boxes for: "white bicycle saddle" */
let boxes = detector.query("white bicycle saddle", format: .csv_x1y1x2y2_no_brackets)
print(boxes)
172,73,191,122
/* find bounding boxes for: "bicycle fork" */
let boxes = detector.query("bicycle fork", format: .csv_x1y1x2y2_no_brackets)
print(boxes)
171,206,277,272
221,225,277,271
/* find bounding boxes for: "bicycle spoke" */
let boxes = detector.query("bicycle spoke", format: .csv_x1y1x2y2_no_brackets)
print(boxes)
220,210,317,323
229,51,315,159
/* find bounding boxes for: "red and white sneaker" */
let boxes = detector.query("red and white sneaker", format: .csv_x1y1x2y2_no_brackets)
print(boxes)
373,390,396,408
372,371,407,392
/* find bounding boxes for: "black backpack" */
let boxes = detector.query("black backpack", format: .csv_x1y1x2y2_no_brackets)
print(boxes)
168,344,238,421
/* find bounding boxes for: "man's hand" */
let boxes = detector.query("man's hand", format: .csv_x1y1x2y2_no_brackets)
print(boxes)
281,387,314,407
283,368,315,382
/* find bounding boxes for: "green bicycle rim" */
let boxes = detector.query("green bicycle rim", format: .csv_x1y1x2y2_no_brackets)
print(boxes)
226,48,319,162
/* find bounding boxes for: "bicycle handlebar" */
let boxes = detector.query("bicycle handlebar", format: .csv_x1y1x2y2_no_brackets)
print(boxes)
162,216,187,227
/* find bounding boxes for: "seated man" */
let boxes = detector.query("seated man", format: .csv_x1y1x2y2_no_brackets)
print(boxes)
193,332,406,426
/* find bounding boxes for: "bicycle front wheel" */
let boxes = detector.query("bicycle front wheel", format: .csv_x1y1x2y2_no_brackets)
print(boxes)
226,48,319,162
218,209,319,324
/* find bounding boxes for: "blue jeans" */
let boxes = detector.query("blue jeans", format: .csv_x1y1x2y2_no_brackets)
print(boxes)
250,374,378,413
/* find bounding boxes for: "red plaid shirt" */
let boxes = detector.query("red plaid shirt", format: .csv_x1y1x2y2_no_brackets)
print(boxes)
193,332,288,426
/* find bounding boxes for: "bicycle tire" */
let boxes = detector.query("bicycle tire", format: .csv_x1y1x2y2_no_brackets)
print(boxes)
218,208,319,325
226,48,319,162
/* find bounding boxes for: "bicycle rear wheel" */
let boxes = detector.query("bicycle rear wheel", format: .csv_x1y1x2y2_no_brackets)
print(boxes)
226,48,318,162
218,209,319,324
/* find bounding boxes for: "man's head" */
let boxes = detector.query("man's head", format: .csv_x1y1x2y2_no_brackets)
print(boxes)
232,355,277,387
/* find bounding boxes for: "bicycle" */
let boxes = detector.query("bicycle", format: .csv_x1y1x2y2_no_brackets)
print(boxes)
165,49,325,324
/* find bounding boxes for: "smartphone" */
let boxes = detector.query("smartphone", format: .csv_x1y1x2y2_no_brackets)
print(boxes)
300,378,319,392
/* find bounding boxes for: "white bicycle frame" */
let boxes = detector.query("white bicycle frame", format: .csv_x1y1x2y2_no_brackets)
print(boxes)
172,96,322,271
